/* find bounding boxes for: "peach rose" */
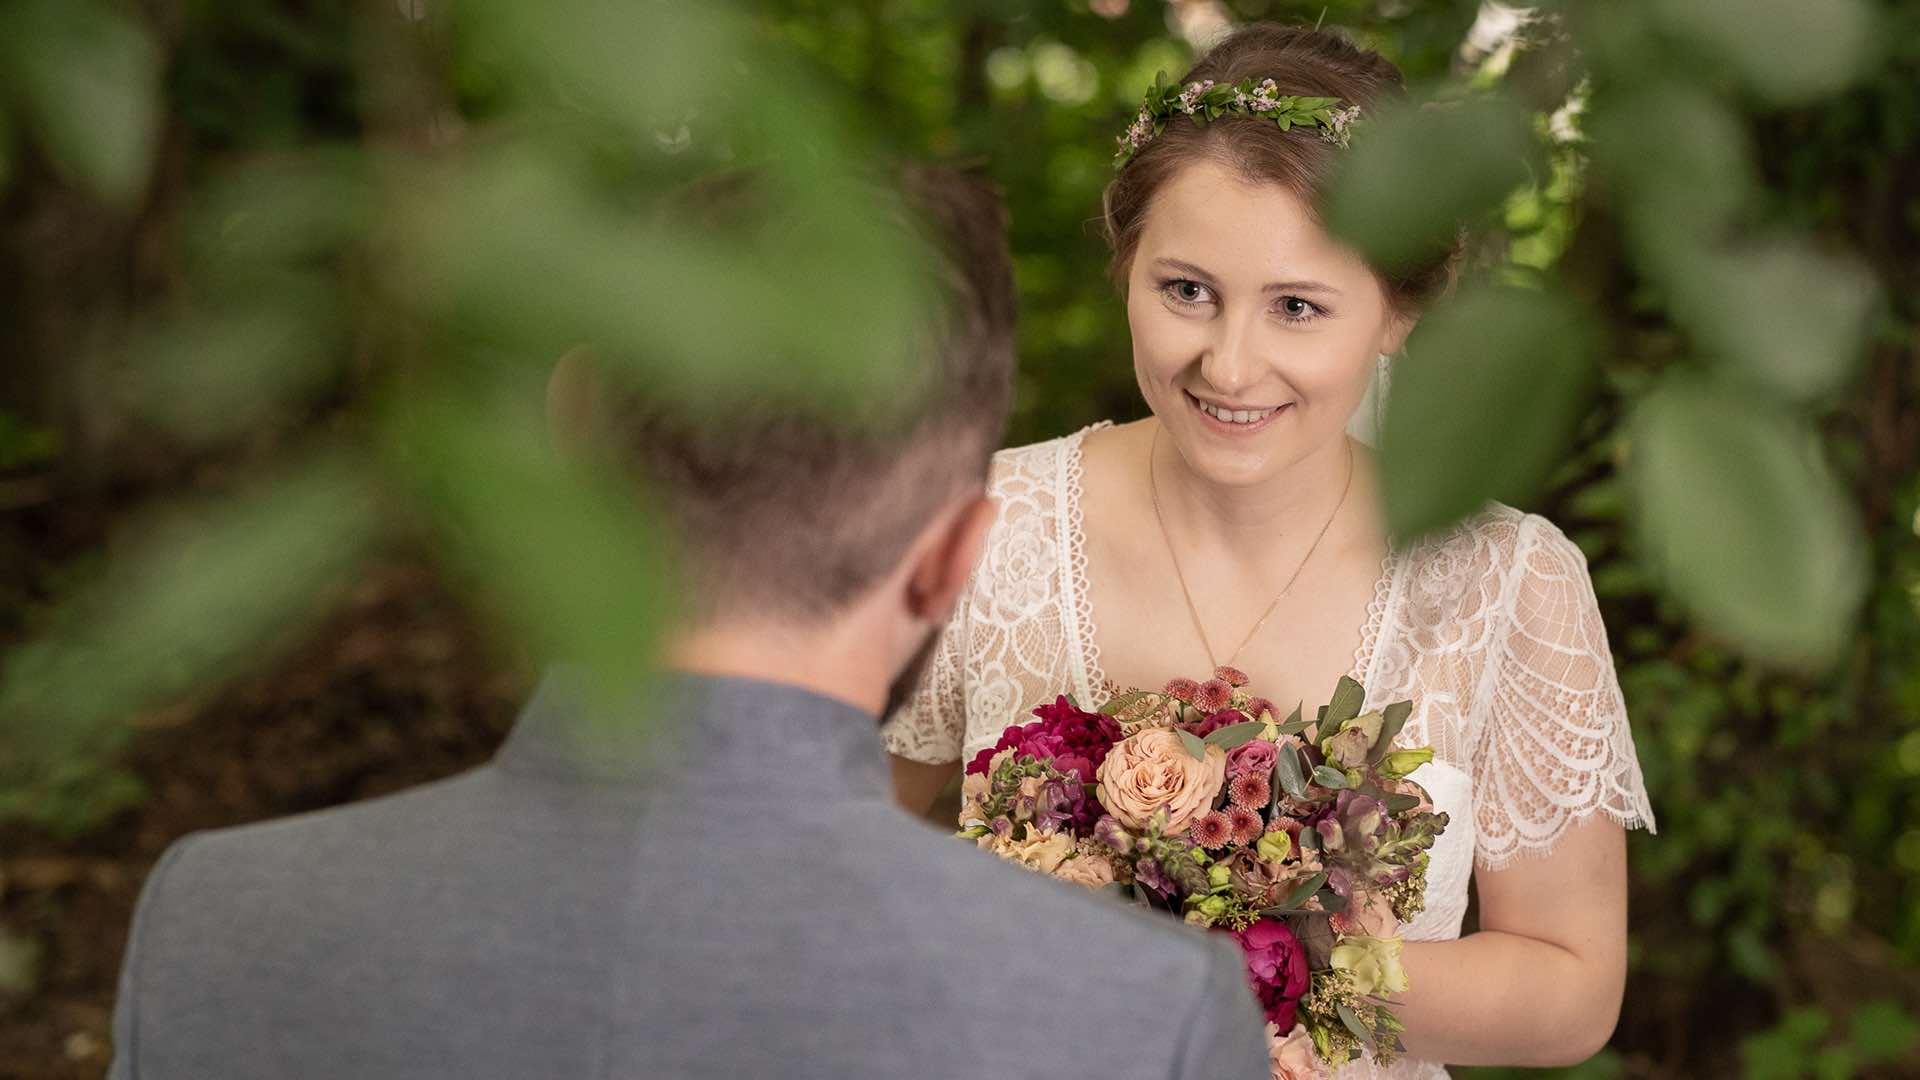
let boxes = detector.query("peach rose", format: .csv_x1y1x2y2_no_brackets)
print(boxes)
959,772,990,827
1096,729,1228,834
1267,1023,1325,1080
1052,850,1118,890
979,825,1076,874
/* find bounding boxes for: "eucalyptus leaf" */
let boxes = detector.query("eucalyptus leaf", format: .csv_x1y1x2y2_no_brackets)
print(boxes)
1325,677,1365,728
1312,765,1351,790
1100,690,1153,717
1177,728,1208,762
1368,701,1414,764
1626,375,1868,668
1275,872,1329,912
1276,744,1309,798
1381,282,1596,540
1316,889,1349,914
1338,1003,1375,1047
1203,721,1267,750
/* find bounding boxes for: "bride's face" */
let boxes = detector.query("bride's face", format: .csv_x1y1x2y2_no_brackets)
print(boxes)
1125,159,1412,486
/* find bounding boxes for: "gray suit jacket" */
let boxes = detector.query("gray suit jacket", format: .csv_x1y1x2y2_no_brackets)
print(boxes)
109,671,1270,1078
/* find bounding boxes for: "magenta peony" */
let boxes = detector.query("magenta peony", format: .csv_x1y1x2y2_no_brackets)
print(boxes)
1231,918,1312,1030
965,696,1122,786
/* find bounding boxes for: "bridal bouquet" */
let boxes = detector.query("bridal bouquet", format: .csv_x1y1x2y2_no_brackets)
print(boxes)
958,667,1449,1076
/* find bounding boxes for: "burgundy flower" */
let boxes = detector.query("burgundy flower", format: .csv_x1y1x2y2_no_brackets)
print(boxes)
1214,665,1250,688
1194,679,1234,712
1227,738,1278,779
1229,771,1271,810
1183,708,1245,740
1191,811,1233,849
1245,697,1278,723
965,696,1122,787
1229,918,1312,1030
1228,806,1264,846
1163,677,1201,703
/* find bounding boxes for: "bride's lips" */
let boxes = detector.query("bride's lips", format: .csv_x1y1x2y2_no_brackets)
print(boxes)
1185,390,1291,436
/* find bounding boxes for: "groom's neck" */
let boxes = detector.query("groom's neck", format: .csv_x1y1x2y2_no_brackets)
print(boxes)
663,616,890,719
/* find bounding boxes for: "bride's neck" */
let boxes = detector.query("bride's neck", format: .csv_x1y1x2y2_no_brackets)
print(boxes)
1148,423,1373,556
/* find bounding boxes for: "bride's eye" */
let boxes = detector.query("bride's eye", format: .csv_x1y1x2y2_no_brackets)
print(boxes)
1158,279,1215,308
1276,296,1324,324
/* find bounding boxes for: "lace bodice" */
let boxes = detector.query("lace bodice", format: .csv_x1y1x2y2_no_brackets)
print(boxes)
883,425,1656,1078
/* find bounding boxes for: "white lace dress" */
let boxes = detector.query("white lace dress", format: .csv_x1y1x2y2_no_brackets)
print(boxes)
883,425,1657,1079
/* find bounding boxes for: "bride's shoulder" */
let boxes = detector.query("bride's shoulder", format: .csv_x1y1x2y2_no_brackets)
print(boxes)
985,421,1118,497
1399,503,1594,593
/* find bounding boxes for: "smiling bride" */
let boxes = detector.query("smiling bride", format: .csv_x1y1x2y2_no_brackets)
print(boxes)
885,22,1655,1078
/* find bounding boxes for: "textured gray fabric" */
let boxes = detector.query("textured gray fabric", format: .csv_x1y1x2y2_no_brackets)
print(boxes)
109,670,1271,1079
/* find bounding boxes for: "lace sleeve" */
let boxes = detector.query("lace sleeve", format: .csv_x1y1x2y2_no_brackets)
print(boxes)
1473,517,1656,870
880,574,972,765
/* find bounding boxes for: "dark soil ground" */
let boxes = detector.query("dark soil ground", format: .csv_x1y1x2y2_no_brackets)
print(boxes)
0,556,529,1079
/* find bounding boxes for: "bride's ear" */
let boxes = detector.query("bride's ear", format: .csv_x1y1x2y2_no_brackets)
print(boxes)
1380,310,1418,357
546,346,602,456
906,490,996,624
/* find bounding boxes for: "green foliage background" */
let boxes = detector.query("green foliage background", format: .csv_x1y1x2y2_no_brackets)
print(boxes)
0,1,1917,1076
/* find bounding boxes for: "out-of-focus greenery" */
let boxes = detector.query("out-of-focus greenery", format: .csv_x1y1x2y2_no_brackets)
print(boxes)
0,1,1916,1076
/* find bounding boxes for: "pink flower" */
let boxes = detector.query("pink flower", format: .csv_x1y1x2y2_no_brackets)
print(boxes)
1245,697,1279,723
1266,1023,1325,1080
965,696,1122,787
1231,918,1311,1030
1195,678,1233,712
1229,806,1264,846
1228,739,1278,779
1096,729,1228,834
1163,677,1201,703
1214,665,1250,688
1230,771,1271,810
1053,850,1119,890
1192,811,1233,849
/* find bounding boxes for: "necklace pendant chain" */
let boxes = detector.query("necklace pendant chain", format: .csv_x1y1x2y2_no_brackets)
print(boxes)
1147,424,1355,676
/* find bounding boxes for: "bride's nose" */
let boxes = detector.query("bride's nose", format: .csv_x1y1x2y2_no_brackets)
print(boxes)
1198,314,1264,399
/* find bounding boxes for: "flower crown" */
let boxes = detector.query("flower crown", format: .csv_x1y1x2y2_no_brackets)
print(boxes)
1114,74,1363,168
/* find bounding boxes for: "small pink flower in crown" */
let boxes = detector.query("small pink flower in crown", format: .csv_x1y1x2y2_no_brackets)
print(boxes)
1176,79,1216,115
1319,104,1362,148
1248,78,1283,113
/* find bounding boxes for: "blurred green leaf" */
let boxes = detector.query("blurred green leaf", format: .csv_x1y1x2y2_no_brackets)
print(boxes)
1626,375,1868,667
1647,0,1880,106
1323,92,1535,271
391,389,676,703
1664,238,1880,405
125,287,343,442
0,452,376,826
1588,80,1757,270
394,144,932,418
1848,1000,1920,1064
0,0,161,205
1381,282,1595,538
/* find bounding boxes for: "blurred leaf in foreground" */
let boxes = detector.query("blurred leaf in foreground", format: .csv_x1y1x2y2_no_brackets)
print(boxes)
1380,281,1597,540
1625,375,1868,668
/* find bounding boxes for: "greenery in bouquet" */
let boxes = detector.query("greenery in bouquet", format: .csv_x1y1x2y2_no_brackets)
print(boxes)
959,667,1450,1072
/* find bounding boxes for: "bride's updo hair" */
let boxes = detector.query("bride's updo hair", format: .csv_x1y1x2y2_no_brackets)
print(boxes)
1102,23,1461,321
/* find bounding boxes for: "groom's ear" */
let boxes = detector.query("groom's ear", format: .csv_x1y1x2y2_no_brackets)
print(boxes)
905,490,996,624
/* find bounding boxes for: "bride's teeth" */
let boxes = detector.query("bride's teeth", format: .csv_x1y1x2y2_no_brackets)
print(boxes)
1233,410,1251,423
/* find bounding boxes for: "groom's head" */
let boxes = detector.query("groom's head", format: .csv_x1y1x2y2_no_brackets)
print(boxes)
550,165,1015,697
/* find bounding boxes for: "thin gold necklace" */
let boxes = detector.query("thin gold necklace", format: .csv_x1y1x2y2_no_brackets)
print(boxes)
1146,423,1355,673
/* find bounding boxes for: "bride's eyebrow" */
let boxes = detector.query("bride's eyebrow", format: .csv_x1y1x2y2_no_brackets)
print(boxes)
1152,256,1342,296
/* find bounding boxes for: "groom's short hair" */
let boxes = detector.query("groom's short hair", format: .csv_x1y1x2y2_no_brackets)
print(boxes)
600,165,1016,621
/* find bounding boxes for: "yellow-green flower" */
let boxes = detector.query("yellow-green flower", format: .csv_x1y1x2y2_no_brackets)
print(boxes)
1379,747,1434,779
1257,830,1293,864
1331,935,1410,997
